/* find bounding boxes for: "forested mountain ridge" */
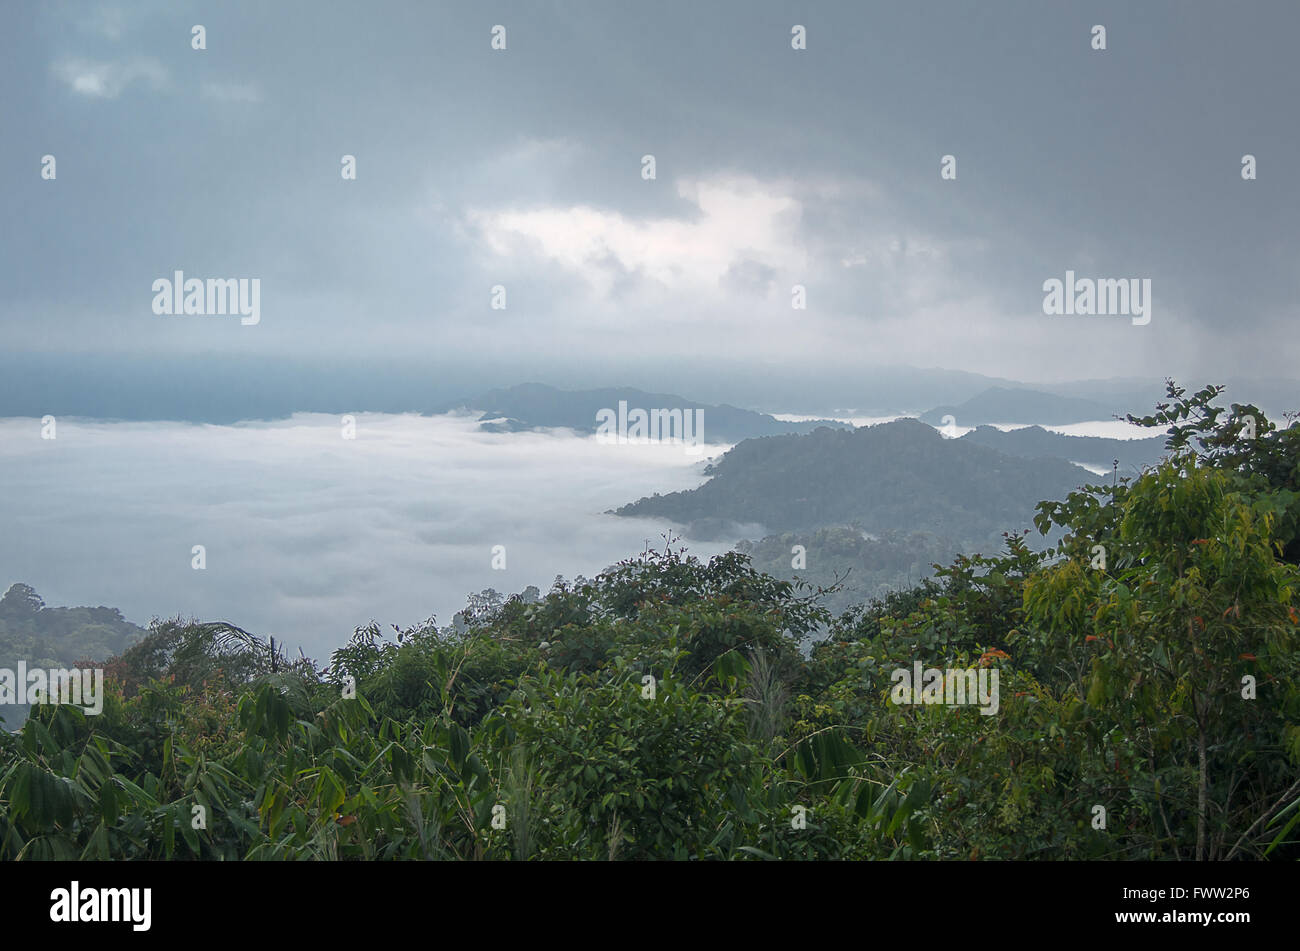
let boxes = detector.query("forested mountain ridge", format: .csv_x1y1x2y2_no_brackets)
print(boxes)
615,418,1092,547
736,526,960,618
0,583,144,667
0,583,146,730
957,425,1165,473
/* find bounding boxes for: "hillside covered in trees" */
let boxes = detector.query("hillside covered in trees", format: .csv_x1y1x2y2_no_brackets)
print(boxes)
615,417,1092,548
626,420,1166,616
1,384,1297,861
0,584,146,731
735,527,961,620
956,425,1165,474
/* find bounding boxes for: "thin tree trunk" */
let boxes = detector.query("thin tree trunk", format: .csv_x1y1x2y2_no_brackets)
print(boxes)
1197,723,1208,861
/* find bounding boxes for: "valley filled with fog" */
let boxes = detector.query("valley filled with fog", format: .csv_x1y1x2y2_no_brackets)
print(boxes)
0,406,1151,660
0,412,736,660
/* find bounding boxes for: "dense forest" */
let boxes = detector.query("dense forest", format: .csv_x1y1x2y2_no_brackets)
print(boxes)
623,412,1165,613
616,416,1090,547
956,425,1165,474
1,383,1297,860
736,526,961,619
0,585,145,731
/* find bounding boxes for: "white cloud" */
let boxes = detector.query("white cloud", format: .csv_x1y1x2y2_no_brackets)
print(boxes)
466,177,809,298
52,57,166,98
0,413,730,659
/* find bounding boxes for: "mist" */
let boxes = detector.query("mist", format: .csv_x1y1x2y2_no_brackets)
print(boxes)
0,412,733,660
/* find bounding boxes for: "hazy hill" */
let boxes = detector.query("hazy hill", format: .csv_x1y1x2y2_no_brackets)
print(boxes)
3,354,1293,429
1039,377,1300,424
957,425,1166,474
0,583,147,730
919,387,1119,426
439,382,849,442
736,526,960,619
0,355,1014,423
615,418,1092,547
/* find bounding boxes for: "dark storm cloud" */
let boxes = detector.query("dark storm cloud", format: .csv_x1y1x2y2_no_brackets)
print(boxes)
1,0,1297,384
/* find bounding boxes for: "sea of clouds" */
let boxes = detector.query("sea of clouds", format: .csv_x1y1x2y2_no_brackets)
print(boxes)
0,413,732,662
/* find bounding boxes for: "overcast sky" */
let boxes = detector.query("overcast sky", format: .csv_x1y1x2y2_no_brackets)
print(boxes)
3,0,1297,389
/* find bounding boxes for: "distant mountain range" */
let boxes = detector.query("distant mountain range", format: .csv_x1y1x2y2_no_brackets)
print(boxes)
2,350,1292,428
614,417,1095,548
438,383,850,442
957,425,1165,474
918,386,1120,426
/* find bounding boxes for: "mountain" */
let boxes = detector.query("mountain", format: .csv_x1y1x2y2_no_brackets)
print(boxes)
0,355,1017,423
957,425,1166,474
438,383,850,442
1034,377,1299,423
919,387,1120,426
3,353,1292,431
0,583,147,730
736,526,960,619
614,418,1092,548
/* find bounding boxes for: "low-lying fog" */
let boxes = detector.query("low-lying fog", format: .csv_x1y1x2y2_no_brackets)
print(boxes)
0,410,1148,661
0,412,731,661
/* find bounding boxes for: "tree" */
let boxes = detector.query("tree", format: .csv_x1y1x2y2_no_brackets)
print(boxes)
1125,380,1300,562
1026,458,1300,859
0,583,44,620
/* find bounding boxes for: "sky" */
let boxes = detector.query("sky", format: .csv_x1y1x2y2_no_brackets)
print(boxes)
2,0,1298,395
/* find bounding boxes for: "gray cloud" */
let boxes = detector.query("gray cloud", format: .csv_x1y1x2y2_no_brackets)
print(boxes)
2,0,1297,386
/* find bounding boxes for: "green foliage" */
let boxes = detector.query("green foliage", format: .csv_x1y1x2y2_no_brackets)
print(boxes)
499,663,753,859
0,584,146,730
737,526,960,620
2,383,1297,860
616,418,1093,549
1025,457,1300,859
